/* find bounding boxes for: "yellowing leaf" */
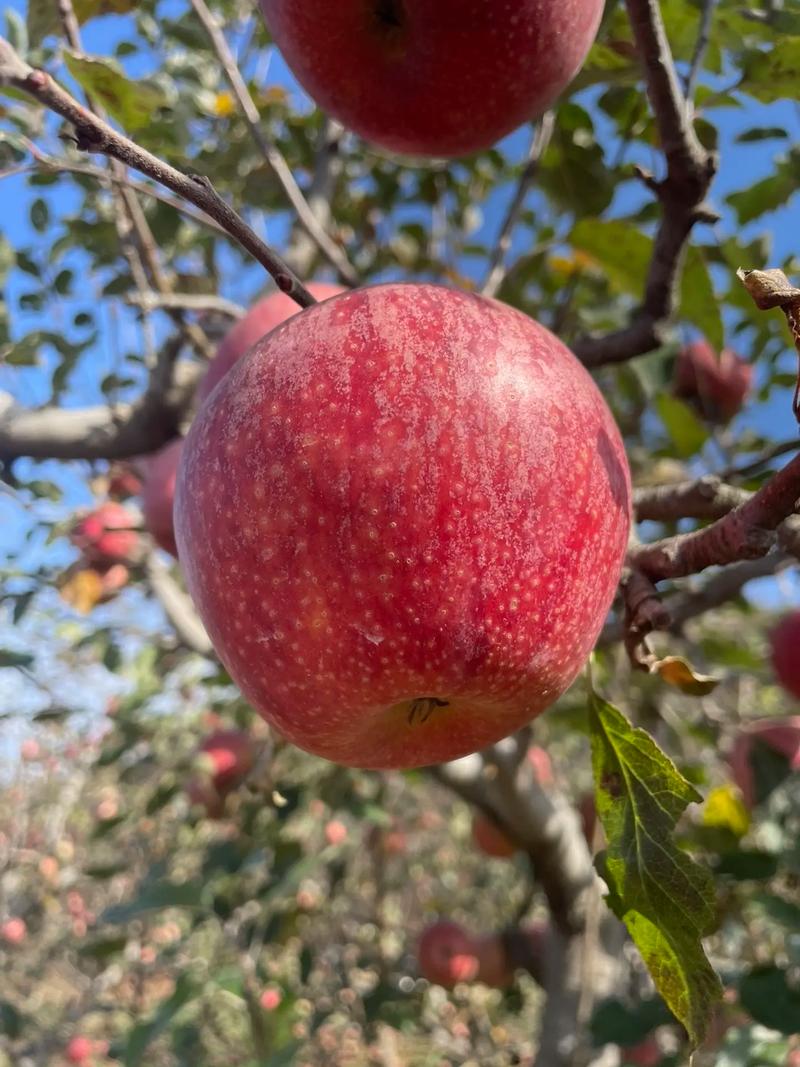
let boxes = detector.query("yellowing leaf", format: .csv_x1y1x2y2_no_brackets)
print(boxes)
213,91,235,118
652,656,721,697
59,567,104,614
702,785,750,838
259,85,288,107
63,51,164,131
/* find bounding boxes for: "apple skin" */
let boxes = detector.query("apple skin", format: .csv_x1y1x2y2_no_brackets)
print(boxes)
621,1038,662,1067
771,612,800,700
259,1,604,158
472,812,518,858
141,439,183,557
66,1036,94,1065
673,340,752,423
70,502,138,567
0,917,26,945
417,920,480,987
186,729,255,816
176,283,631,770
729,715,800,809
197,283,345,406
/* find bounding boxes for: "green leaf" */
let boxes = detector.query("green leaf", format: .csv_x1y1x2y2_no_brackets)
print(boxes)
26,0,60,45
101,879,205,924
591,996,673,1048
735,127,788,144
80,934,129,962
655,394,709,458
0,648,34,668
680,246,723,351
738,967,800,1034
63,51,164,131
30,198,49,232
570,219,652,296
73,0,137,23
123,973,198,1066
0,1000,24,1039
588,687,722,1046
727,171,797,226
739,39,800,103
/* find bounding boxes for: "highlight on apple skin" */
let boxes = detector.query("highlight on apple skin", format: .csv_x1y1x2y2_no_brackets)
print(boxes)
197,282,345,407
175,283,631,770
259,0,604,159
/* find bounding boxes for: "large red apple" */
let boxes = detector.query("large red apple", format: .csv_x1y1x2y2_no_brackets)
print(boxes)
176,284,631,770
417,920,480,987
259,1,604,158
141,439,183,557
673,340,752,423
197,283,345,406
70,502,138,568
771,612,800,700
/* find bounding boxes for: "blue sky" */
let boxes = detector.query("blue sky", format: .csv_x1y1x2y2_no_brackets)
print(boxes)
1,1,799,733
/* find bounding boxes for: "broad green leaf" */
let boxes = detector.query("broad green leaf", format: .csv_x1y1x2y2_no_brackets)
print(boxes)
681,246,723,351
63,51,164,131
738,967,800,1034
26,0,60,45
570,219,652,296
590,996,673,1048
655,394,709,458
727,170,798,226
101,879,205,924
588,687,722,1045
739,39,800,103
735,127,789,144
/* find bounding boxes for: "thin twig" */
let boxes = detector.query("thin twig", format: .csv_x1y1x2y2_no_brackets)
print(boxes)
481,113,555,299
0,33,317,309
125,291,245,318
684,0,717,104
573,0,717,368
187,0,357,286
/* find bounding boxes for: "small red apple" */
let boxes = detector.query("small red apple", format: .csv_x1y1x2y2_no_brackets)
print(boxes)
107,463,142,500
259,987,283,1011
771,612,800,701
186,729,255,815
729,716,800,809
1,917,26,945
621,1037,662,1067
66,1036,94,1065
527,745,554,787
324,819,348,846
141,439,183,557
176,284,631,770
471,812,518,859
673,340,752,423
259,1,604,158
21,738,41,762
417,920,480,988
197,283,345,406
70,502,138,567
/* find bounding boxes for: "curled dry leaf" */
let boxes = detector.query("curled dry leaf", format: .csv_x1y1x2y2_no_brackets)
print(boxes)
651,655,721,696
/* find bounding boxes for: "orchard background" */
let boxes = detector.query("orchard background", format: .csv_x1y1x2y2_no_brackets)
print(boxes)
1,0,800,1064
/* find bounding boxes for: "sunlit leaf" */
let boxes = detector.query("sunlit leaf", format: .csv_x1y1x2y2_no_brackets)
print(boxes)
63,51,165,131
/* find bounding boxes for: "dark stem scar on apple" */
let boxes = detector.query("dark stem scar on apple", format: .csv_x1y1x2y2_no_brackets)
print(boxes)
373,0,404,31
405,697,450,726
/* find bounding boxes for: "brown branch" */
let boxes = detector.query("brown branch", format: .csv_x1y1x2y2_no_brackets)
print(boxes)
0,359,199,463
573,0,717,369
481,112,555,299
125,292,245,319
634,476,750,522
187,0,358,286
0,33,316,309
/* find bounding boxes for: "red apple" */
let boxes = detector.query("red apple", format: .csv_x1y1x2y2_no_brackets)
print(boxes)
417,920,480,987
771,612,800,700
21,738,41,762
0,917,26,945
186,729,255,815
673,340,752,423
70,502,138,567
107,463,142,500
176,284,631,770
729,716,800,809
197,283,346,406
527,745,554,787
66,1036,94,1064
471,812,518,858
474,932,514,988
621,1037,662,1067
259,987,283,1011
259,1,604,158
141,439,183,556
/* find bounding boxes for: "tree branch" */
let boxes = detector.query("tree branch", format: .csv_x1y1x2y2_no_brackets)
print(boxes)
187,0,358,286
125,292,245,319
144,552,213,655
684,0,717,104
573,0,717,369
634,476,750,522
481,113,555,299
0,33,316,309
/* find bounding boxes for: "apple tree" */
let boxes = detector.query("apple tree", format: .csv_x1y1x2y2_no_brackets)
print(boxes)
0,1,799,1065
